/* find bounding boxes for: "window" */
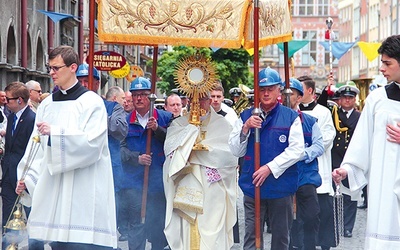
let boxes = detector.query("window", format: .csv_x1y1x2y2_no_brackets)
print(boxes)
298,0,314,16
301,31,317,65
61,0,67,11
318,0,329,16
60,18,79,47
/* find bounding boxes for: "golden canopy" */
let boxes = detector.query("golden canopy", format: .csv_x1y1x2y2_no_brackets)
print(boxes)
97,0,292,49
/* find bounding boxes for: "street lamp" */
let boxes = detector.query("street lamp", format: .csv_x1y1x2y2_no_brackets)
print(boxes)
326,17,334,74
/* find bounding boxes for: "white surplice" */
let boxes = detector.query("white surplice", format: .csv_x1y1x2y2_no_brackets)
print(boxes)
341,85,400,249
17,90,117,248
163,109,238,249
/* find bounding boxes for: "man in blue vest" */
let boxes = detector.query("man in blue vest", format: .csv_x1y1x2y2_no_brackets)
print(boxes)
284,78,324,250
229,68,304,249
120,77,172,250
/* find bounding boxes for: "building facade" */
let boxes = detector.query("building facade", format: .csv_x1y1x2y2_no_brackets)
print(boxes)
0,1,50,91
2,0,399,94
260,0,400,88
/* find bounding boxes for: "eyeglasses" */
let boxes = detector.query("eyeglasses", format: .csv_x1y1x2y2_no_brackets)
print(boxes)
31,89,42,94
46,64,67,73
131,93,150,98
6,97,19,102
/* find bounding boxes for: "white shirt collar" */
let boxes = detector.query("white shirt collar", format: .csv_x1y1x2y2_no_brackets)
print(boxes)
59,82,79,95
136,111,149,128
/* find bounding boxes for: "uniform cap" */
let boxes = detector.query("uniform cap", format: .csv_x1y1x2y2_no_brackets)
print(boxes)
76,64,100,80
229,87,242,97
338,81,360,97
129,77,151,91
258,67,282,87
331,90,341,100
171,88,187,98
223,98,234,107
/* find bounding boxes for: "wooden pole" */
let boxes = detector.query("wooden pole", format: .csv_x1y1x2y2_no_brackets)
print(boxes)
88,0,95,91
283,42,292,108
78,0,84,62
253,0,261,249
47,0,54,54
141,46,158,224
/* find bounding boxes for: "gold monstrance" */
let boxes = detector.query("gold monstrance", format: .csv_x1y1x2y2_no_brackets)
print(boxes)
174,53,217,150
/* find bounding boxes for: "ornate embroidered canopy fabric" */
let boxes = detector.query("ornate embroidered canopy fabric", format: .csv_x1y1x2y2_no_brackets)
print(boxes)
98,0,292,49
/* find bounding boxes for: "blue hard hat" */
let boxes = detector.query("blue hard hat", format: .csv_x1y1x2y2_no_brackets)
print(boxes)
284,78,304,96
76,64,100,80
129,77,151,91
258,67,282,87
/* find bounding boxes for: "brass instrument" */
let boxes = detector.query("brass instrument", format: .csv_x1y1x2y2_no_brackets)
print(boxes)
352,78,373,111
233,84,251,115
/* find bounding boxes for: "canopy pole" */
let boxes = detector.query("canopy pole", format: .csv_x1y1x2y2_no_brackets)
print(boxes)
283,42,292,108
141,46,159,223
88,0,95,91
253,0,262,249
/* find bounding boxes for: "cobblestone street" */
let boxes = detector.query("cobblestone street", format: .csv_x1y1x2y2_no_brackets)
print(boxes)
230,190,367,250
13,189,367,250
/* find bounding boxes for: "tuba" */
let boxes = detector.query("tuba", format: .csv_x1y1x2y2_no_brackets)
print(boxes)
233,84,251,115
352,78,373,111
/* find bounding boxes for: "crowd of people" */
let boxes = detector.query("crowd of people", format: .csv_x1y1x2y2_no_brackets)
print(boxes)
0,34,399,250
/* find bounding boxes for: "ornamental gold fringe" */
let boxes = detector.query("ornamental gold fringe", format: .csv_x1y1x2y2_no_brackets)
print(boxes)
173,200,204,215
98,0,293,49
174,209,197,224
173,185,204,215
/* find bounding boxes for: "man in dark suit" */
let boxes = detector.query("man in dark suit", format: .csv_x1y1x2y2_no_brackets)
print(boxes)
1,82,36,249
331,81,361,238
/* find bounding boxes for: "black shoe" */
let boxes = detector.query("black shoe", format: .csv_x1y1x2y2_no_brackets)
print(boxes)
118,234,128,241
344,230,352,238
357,203,367,209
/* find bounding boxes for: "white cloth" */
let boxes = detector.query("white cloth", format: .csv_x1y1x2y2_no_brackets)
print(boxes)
17,91,117,248
221,102,238,126
163,109,238,249
0,108,7,131
341,86,400,249
0,108,7,151
301,104,336,195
